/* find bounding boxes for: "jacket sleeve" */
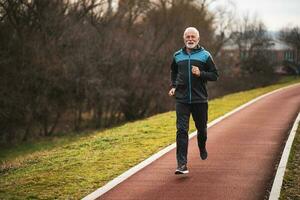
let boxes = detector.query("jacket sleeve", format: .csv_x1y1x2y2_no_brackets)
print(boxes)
170,58,178,88
200,55,219,81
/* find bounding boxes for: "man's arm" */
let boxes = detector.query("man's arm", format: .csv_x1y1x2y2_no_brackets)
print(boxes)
169,58,178,96
200,56,219,81
170,58,178,87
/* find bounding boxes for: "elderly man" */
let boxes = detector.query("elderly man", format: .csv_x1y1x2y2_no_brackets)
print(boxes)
169,27,219,174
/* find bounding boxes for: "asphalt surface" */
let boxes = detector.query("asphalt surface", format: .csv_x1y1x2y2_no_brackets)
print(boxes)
98,84,300,200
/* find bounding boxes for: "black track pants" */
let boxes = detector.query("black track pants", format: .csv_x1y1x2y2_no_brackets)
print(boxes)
176,102,208,166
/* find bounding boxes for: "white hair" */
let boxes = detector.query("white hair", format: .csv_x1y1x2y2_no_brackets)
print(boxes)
183,27,200,39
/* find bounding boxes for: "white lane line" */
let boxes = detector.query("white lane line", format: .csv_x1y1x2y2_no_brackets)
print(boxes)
268,112,300,200
83,83,300,200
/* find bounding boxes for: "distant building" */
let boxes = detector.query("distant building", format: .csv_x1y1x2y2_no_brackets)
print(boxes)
220,38,299,75
267,40,297,64
220,39,298,64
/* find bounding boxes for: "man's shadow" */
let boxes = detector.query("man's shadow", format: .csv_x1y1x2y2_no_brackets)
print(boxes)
174,174,190,183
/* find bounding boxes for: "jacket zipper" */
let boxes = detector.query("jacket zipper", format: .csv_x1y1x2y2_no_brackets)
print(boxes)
188,54,191,104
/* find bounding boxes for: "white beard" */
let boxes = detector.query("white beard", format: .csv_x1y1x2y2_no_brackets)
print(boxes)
186,42,198,49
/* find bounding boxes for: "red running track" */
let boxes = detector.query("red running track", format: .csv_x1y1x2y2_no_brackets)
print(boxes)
98,84,300,200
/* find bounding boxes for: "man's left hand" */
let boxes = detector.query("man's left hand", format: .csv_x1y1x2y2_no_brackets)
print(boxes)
192,66,201,77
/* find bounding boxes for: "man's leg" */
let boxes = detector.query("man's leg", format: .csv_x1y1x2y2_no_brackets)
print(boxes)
191,103,208,160
176,102,190,167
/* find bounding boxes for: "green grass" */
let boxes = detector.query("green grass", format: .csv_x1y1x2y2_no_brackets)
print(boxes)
0,76,299,199
0,134,85,163
279,124,300,200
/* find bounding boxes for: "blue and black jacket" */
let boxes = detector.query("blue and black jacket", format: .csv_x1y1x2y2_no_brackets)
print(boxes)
171,45,219,104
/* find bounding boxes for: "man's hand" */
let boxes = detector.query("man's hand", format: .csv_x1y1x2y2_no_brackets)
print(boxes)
168,88,176,96
192,65,201,77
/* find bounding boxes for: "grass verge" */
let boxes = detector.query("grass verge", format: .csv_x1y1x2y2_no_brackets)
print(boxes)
0,76,299,199
279,124,300,200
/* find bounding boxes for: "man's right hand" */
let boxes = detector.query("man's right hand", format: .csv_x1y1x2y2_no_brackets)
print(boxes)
168,88,176,96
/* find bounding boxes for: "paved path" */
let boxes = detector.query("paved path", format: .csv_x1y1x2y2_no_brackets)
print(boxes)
98,84,300,200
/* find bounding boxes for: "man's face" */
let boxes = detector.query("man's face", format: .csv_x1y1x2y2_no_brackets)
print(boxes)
184,31,199,49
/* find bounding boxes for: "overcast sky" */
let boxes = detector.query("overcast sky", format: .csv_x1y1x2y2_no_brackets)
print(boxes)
210,0,300,31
